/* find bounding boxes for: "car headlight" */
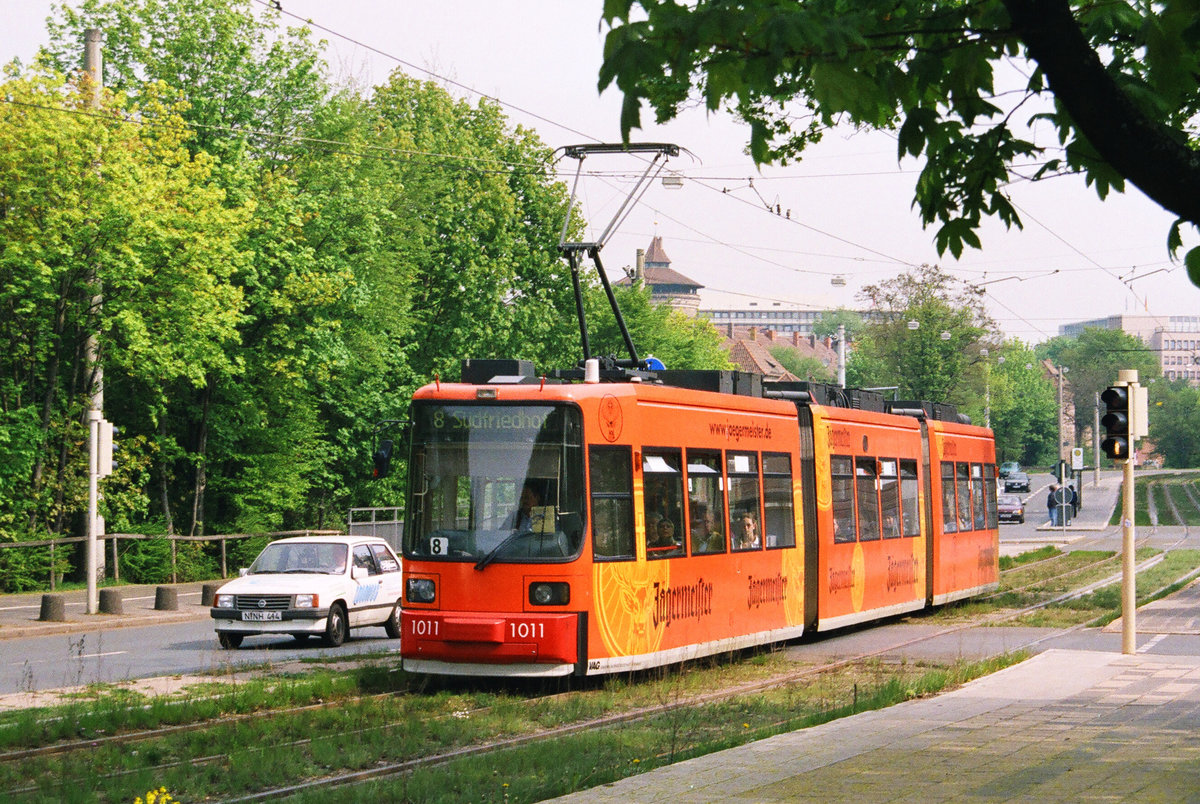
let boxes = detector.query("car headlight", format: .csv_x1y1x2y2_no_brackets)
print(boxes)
529,582,569,606
407,578,436,603
215,594,234,609
295,594,318,608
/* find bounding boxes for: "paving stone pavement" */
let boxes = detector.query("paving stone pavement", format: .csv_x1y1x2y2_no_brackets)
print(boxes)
544,649,1200,803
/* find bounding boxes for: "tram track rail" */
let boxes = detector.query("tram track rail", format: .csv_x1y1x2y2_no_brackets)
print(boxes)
5,545,1200,803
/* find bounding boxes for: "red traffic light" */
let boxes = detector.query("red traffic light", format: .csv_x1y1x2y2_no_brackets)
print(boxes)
1101,385,1130,461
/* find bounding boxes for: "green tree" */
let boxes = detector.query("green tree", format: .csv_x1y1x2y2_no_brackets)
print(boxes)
811,309,864,341
0,71,248,540
1037,328,1161,446
986,341,1058,465
43,0,339,536
769,346,834,383
1148,379,1200,468
599,1,1200,269
586,284,732,370
44,0,328,165
853,265,996,403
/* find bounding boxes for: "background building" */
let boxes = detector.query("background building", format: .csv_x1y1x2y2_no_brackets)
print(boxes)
699,302,828,335
1060,314,1200,384
616,236,703,316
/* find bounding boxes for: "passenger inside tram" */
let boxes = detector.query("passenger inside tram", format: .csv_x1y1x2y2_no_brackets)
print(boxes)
689,502,725,553
733,511,761,551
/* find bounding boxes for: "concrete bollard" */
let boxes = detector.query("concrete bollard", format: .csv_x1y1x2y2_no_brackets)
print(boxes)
154,586,179,611
201,582,222,607
39,594,66,622
99,588,124,615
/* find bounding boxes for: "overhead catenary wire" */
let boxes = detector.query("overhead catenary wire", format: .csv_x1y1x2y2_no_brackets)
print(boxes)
242,1,1196,317
11,1,1185,329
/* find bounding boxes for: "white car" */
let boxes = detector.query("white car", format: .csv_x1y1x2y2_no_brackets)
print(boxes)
210,535,403,649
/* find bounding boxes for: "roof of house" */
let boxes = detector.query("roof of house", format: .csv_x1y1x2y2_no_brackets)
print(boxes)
719,327,840,381
727,339,798,381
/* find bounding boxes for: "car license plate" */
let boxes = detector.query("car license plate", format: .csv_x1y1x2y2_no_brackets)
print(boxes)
241,611,282,621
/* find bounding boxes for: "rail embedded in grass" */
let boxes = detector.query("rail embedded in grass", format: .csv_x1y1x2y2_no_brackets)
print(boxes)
0,649,1027,803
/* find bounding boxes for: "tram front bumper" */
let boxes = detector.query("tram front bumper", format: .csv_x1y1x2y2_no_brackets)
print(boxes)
401,611,578,666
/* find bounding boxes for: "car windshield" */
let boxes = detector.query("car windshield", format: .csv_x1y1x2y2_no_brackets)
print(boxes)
249,542,348,574
404,403,586,566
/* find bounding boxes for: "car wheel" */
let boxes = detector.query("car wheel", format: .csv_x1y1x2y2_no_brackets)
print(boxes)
218,632,244,649
384,600,402,639
1019,515,1025,524
324,602,349,647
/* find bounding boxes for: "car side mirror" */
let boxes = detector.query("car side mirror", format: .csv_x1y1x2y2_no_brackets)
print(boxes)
239,567,249,577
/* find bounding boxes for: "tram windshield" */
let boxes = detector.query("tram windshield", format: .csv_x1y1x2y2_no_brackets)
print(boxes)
404,403,586,566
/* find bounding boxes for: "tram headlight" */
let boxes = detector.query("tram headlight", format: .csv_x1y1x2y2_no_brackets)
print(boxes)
406,578,436,604
529,582,569,606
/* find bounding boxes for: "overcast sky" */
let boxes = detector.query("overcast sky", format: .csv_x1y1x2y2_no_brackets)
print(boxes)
4,0,1197,345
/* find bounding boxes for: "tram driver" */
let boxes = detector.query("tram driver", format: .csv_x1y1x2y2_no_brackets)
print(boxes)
505,482,542,532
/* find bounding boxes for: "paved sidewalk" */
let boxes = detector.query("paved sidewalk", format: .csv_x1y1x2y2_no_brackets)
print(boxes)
0,581,214,640
1033,470,1123,533
546,649,1200,803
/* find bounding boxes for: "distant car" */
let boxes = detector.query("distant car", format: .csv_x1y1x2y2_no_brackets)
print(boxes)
999,461,1020,478
210,535,403,649
1004,471,1031,493
996,494,1025,524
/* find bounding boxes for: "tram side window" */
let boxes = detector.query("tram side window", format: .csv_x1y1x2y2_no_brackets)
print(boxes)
900,460,920,537
589,447,635,560
763,453,796,548
971,463,986,530
644,450,684,559
728,452,762,551
879,459,901,539
856,457,881,541
956,462,971,530
832,456,857,543
941,463,957,534
687,450,726,554
985,464,998,528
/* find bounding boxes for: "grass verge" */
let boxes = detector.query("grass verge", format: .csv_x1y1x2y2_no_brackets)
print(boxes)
0,650,1026,803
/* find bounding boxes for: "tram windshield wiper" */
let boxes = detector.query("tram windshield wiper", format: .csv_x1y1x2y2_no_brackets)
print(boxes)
474,529,528,571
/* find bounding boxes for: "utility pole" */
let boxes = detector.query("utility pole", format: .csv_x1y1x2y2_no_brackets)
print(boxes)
85,28,105,615
836,323,846,388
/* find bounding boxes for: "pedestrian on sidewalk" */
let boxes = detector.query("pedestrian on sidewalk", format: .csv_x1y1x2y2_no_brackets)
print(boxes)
1047,484,1061,526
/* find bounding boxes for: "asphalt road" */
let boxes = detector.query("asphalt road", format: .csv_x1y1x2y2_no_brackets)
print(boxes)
0,616,401,696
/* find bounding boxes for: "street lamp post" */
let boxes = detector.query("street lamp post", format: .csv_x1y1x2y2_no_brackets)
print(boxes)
1057,365,1070,462
980,348,990,429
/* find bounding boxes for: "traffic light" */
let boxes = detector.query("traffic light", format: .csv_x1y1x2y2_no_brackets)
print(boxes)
372,439,394,479
1100,385,1130,460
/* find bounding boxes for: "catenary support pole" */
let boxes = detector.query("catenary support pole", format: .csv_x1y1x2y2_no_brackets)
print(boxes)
84,28,104,615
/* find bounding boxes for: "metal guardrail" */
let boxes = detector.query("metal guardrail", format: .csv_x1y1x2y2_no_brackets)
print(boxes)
347,507,403,553
0,529,343,589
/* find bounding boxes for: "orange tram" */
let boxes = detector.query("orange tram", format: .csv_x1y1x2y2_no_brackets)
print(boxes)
399,358,999,677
